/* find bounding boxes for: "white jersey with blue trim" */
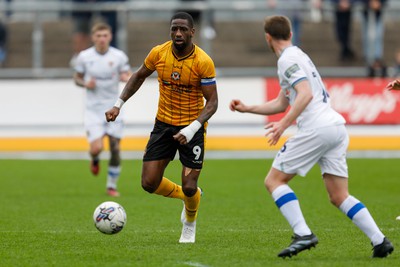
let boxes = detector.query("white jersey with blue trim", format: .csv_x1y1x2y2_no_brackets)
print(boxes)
277,46,345,130
75,46,130,111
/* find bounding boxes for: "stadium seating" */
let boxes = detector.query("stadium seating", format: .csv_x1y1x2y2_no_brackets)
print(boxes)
3,15,400,70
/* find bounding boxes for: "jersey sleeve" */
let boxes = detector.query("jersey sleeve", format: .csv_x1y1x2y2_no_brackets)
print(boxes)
143,46,159,71
278,55,307,88
199,55,216,86
74,53,85,74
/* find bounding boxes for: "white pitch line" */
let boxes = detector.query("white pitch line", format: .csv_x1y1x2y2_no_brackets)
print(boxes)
181,261,210,267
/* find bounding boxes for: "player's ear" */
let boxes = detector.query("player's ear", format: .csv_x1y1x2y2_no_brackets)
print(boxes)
265,33,271,43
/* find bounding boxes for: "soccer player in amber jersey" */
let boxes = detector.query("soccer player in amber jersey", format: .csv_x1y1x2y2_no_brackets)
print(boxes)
105,12,218,243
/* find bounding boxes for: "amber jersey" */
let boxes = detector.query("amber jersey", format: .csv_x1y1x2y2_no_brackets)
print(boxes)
144,41,216,126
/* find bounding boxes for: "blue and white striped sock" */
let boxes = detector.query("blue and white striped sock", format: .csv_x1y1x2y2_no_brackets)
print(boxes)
106,165,121,190
272,184,312,236
339,195,384,246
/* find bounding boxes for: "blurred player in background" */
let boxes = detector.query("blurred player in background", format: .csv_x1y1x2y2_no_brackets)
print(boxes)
105,12,218,243
73,22,131,197
230,15,393,258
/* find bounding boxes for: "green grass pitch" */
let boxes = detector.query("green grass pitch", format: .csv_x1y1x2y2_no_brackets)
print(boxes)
0,158,399,266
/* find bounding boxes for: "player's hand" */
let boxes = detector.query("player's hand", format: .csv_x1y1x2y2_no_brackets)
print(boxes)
385,79,400,91
229,99,247,112
173,132,188,145
119,72,132,83
86,78,96,90
105,107,120,122
173,120,201,145
264,121,285,146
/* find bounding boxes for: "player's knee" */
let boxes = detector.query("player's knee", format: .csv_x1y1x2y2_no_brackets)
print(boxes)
90,145,102,156
141,178,157,193
182,185,197,197
328,194,344,208
264,177,275,193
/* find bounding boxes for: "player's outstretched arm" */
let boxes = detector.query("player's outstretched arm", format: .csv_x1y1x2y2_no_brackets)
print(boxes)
229,99,248,112
105,64,153,122
385,79,400,91
230,91,289,115
119,64,154,102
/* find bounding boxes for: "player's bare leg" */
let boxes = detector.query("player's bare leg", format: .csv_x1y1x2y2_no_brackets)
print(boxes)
144,159,185,200
142,159,171,193
106,136,121,197
142,159,199,243
89,137,103,176
324,173,393,258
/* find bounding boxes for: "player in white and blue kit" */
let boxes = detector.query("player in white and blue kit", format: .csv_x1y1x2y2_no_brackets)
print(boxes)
230,15,393,258
74,22,131,197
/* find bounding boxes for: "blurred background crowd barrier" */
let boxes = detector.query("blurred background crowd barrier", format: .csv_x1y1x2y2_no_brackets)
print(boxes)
1,0,400,153
0,0,399,78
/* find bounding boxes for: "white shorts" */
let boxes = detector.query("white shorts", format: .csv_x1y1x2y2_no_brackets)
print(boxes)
84,109,124,143
272,124,349,178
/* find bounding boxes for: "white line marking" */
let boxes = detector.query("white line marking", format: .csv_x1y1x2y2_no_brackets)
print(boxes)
181,261,210,267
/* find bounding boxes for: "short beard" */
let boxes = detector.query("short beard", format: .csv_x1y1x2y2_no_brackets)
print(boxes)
173,42,187,51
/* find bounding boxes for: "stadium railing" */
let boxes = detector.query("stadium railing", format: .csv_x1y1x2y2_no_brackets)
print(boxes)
0,0,400,78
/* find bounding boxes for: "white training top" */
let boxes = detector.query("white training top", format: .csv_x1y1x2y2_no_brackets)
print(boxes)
277,46,346,130
75,46,130,111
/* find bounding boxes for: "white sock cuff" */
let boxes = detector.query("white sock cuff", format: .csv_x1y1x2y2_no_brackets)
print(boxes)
339,195,358,214
340,195,366,220
108,165,121,171
108,165,121,179
271,184,293,201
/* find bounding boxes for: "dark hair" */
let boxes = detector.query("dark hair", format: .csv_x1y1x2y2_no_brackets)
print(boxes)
170,12,194,28
264,15,291,41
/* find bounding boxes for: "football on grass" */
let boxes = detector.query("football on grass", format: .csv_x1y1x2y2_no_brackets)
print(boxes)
93,201,127,234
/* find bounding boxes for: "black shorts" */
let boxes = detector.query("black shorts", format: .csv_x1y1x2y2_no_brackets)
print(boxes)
143,119,205,169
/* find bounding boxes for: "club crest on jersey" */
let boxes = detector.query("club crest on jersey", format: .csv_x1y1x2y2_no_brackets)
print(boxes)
109,61,114,67
171,71,180,81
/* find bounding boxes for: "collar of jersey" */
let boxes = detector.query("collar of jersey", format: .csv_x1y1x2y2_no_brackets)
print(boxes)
95,47,109,55
280,45,295,57
172,44,195,61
